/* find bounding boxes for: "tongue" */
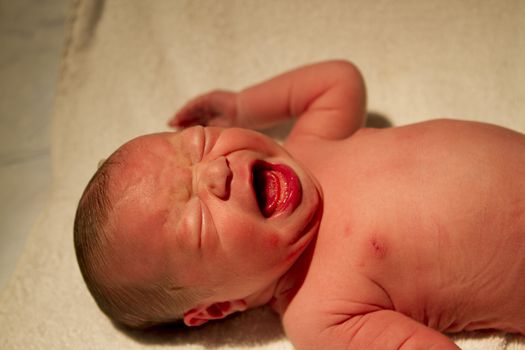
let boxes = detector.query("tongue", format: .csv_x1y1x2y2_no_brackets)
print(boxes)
255,168,281,217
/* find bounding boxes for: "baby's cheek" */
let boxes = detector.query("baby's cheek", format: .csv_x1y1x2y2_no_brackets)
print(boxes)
240,231,279,254
267,233,280,249
257,233,285,265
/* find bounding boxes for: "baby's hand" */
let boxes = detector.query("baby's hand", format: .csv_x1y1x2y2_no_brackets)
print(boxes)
168,90,238,128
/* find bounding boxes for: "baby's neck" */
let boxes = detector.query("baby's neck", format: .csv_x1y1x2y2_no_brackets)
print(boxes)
242,236,317,314
269,237,317,315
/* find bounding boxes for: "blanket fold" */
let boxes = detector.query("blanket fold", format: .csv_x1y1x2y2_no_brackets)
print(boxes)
1,1,524,349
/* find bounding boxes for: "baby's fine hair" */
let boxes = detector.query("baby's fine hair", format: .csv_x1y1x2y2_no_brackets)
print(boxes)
74,157,203,328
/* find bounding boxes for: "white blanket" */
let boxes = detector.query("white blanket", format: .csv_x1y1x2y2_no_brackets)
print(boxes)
1,0,524,349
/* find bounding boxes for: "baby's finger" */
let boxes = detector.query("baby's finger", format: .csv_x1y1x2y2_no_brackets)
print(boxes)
168,100,203,127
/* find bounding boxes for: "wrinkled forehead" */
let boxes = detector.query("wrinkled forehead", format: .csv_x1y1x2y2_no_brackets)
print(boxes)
108,130,198,216
108,130,198,193
102,131,196,284
114,131,190,171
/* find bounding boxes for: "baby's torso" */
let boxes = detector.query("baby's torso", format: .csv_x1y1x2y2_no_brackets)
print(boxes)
286,119,525,334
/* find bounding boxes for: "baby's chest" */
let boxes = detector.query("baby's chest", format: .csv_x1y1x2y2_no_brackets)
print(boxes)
319,223,431,281
314,149,525,289
310,198,525,327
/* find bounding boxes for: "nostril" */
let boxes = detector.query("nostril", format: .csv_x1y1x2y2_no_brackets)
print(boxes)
218,158,232,200
223,165,232,200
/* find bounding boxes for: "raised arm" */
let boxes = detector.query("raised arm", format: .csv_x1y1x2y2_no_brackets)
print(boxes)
169,60,366,140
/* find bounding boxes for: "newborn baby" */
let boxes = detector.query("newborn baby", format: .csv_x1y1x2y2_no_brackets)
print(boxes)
74,60,525,349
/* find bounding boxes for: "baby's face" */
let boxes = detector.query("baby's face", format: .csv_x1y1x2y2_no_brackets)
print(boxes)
107,126,322,302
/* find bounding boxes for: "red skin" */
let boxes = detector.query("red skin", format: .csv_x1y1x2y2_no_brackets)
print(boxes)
167,60,525,349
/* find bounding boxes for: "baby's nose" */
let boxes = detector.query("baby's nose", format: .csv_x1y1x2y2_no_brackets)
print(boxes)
196,156,232,200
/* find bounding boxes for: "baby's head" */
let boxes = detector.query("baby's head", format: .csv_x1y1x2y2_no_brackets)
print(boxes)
74,126,322,328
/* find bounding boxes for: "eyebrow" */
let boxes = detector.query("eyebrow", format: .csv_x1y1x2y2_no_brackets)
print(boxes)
167,160,192,204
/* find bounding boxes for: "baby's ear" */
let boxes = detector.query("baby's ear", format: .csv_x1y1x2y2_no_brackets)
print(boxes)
183,299,247,327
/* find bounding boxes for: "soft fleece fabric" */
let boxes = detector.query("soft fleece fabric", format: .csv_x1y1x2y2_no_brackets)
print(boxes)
1,1,524,349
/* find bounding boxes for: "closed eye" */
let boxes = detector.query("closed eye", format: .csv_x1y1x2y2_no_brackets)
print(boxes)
202,127,222,158
199,198,218,249
193,126,205,163
184,197,203,248
196,199,204,248
185,126,206,164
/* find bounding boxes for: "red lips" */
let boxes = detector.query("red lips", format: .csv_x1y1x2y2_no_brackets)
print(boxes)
252,161,302,217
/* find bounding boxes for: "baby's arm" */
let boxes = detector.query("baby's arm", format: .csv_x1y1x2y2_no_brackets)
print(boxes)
286,310,460,350
170,60,366,140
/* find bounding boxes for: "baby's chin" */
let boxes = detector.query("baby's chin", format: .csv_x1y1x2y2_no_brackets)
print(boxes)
285,185,323,261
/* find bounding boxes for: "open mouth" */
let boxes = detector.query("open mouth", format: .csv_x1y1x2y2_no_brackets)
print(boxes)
252,161,302,218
